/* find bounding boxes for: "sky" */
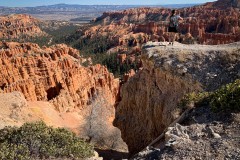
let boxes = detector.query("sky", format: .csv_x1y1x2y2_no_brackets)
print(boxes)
0,0,216,7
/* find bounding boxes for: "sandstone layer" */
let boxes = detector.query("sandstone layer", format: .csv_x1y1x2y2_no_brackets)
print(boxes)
0,14,45,39
0,41,128,152
114,42,240,154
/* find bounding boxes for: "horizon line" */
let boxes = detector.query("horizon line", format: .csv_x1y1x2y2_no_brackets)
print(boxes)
0,3,203,8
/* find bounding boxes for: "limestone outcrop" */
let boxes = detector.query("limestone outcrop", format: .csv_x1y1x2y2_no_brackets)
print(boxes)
0,14,45,39
0,41,128,152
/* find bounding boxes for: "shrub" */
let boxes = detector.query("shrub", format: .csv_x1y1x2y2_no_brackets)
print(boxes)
178,92,211,110
0,121,94,160
179,79,240,112
210,79,240,112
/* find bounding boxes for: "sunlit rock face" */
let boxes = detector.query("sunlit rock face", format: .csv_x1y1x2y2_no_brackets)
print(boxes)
0,41,128,152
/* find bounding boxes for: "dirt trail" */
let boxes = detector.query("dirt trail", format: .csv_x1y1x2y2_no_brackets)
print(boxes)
144,41,240,52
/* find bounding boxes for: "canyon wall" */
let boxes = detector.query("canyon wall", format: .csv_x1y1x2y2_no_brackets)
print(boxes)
114,64,199,155
0,41,128,152
114,42,240,154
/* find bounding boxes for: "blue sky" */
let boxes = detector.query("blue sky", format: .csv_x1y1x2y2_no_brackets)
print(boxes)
0,0,216,7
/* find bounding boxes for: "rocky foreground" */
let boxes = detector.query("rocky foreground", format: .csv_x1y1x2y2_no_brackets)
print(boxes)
133,104,240,159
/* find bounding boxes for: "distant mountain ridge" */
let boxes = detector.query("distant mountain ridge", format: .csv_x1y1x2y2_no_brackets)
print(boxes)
205,0,240,8
0,0,239,19
213,0,240,8
0,3,202,21
158,3,202,8
0,3,200,15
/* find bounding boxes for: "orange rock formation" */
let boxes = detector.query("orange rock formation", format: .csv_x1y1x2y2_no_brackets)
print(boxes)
0,41,128,151
0,14,44,39
0,41,118,109
93,0,240,45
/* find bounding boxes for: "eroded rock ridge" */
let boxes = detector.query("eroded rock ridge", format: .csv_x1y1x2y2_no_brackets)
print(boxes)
0,41,128,152
0,14,45,39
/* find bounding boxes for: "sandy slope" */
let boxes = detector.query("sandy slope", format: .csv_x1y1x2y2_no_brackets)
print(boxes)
0,91,83,134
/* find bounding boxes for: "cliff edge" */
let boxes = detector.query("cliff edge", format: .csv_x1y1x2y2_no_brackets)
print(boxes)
114,42,240,155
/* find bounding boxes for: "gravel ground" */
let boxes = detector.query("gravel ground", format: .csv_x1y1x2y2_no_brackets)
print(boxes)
132,105,240,160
